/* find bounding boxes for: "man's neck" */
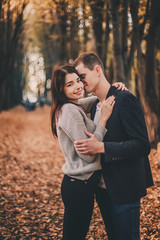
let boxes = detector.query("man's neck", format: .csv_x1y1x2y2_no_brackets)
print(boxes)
94,76,111,103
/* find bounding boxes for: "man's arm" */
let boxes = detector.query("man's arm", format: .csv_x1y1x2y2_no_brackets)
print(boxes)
75,93,151,162
103,93,150,162
74,130,105,155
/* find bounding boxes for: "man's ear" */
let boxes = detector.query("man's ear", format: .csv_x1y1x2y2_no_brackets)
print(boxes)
94,65,101,77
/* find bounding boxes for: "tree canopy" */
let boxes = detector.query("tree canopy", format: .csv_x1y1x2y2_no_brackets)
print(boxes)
0,0,160,144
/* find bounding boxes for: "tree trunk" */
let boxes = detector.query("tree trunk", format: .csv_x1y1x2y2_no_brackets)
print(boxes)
0,1,27,111
56,0,68,64
121,0,129,86
89,0,104,56
70,5,79,60
102,2,110,73
145,0,160,142
82,0,87,52
130,0,159,144
109,0,125,82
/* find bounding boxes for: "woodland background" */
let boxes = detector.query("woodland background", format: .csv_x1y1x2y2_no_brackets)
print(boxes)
0,0,160,144
0,0,160,239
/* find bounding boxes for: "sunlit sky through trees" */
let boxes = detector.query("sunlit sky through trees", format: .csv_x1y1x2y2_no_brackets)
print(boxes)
22,0,94,102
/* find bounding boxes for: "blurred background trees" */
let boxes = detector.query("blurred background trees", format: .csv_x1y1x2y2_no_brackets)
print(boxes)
0,0,28,110
0,0,160,145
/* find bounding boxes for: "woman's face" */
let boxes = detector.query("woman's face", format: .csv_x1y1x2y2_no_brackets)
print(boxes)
63,73,84,103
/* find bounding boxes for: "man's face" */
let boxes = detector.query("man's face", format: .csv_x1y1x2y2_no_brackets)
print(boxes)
75,62,99,93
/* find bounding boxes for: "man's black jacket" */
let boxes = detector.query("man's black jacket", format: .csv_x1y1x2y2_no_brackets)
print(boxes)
91,86,153,203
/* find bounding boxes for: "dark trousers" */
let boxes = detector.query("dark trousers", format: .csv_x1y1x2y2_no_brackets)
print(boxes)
96,187,141,240
61,171,101,240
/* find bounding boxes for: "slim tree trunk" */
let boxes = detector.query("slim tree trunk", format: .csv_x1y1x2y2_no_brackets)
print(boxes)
109,0,125,82
0,1,27,111
70,5,79,60
102,2,110,73
89,0,104,56
56,0,68,64
130,0,159,144
121,0,129,86
82,0,87,52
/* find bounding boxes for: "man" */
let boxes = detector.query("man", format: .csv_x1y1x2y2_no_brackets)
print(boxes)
73,52,153,240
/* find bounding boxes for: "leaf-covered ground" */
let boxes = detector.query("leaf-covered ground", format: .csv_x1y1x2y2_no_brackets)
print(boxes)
0,106,159,240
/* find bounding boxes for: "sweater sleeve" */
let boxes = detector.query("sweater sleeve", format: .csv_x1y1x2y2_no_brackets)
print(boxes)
58,104,107,162
78,96,97,113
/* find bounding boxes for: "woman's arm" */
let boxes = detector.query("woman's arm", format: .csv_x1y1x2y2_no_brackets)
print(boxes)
58,104,107,163
78,82,127,113
78,96,97,113
58,97,115,162
112,82,128,91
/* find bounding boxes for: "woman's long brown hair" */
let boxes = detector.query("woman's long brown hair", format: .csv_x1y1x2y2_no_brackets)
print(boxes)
51,65,81,137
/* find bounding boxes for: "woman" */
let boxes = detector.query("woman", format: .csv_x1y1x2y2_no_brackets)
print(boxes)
51,65,124,240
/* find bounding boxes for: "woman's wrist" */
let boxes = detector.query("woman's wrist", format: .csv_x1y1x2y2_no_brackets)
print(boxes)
97,142,105,153
98,117,108,127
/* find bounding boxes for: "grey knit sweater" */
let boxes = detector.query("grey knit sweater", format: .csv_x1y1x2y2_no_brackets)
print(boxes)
56,96,107,180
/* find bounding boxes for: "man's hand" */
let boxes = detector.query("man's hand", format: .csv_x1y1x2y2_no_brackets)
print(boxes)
74,130,105,155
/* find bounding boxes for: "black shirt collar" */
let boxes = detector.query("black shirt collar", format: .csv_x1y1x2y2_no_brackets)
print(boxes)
106,85,118,99
91,85,117,120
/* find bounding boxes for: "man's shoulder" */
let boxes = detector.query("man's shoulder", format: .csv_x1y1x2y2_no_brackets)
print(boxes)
109,86,135,100
116,89,133,97
115,90,141,111
115,90,137,102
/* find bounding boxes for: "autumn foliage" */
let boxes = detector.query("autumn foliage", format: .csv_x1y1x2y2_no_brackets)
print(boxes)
0,106,159,239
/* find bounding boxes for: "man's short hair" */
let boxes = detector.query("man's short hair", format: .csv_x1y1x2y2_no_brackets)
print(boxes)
72,52,104,72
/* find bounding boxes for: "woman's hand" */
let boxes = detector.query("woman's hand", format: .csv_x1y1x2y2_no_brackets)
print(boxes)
101,96,115,121
98,96,115,127
112,82,128,91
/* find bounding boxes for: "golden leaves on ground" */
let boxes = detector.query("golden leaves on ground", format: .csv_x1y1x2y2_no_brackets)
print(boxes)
0,106,159,239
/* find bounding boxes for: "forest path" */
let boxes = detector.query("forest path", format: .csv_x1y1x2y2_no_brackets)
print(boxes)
0,106,159,239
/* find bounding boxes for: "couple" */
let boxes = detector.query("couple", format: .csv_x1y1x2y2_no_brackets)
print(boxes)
51,52,153,240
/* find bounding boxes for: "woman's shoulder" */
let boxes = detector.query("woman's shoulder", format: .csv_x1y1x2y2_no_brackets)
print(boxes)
61,103,81,113
78,96,97,104
57,103,86,128
59,103,83,121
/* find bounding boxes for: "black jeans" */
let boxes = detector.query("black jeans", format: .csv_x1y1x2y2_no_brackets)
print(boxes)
61,171,101,240
96,187,141,240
